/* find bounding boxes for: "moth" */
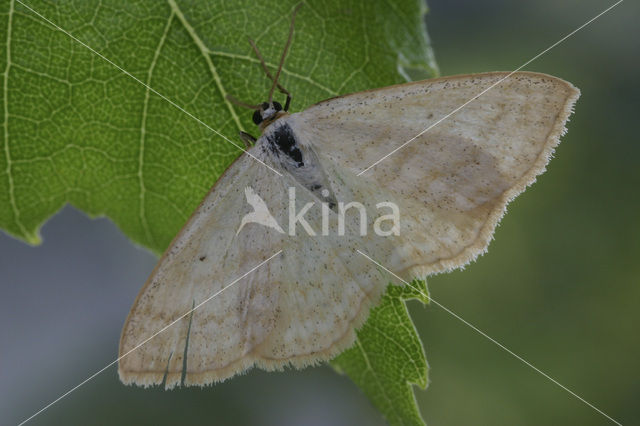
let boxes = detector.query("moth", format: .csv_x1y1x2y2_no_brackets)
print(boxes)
118,7,579,388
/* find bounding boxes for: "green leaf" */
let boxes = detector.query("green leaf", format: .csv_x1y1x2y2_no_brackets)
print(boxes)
1,0,437,423
332,280,429,426
1,0,438,250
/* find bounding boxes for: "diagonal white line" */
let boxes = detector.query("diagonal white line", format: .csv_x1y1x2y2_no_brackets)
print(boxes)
11,1,625,425
17,250,283,426
15,0,283,177
357,0,624,176
356,249,622,425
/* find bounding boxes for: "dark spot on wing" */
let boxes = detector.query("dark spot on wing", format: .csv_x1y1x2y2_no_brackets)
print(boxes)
267,123,304,167
199,256,206,261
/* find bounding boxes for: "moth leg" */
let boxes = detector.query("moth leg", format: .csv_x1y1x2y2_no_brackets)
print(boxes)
239,131,257,148
283,91,292,112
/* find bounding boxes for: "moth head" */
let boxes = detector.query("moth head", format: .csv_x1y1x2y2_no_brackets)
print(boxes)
253,101,283,126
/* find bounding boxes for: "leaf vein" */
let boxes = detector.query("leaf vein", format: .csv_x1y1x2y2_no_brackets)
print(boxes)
169,0,243,132
369,321,423,382
3,0,33,241
355,338,404,424
302,2,327,77
137,8,175,248
336,2,370,93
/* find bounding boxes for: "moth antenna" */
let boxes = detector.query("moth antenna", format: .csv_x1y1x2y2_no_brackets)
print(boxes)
248,38,290,97
268,3,302,103
226,94,261,110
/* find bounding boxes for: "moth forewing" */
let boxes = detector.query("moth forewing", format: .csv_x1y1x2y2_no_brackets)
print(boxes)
293,72,580,276
119,151,395,388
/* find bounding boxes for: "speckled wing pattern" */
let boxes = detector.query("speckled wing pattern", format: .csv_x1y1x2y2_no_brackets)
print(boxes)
119,71,579,388
291,71,580,276
119,151,396,388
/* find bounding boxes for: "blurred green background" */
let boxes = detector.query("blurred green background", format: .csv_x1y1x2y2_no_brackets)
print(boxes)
1,0,638,425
